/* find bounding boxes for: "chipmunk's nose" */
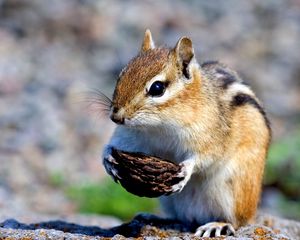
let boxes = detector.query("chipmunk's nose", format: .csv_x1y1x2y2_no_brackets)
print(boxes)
110,107,124,125
110,115,124,125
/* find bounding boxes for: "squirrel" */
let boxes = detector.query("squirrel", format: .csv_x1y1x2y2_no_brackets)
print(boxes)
102,29,271,237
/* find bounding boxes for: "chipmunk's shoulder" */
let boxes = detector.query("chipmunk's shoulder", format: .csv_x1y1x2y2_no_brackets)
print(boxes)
201,61,243,90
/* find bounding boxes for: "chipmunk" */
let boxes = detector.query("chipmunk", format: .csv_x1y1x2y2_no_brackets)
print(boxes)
102,29,271,237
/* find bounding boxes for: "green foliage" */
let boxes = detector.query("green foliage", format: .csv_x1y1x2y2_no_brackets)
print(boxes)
66,178,158,220
265,129,300,194
264,128,300,219
49,171,65,187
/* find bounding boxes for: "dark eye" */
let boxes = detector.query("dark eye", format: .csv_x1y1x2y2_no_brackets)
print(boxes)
148,81,166,97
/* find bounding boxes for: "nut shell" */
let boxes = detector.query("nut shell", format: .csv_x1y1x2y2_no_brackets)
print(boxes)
110,148,184,197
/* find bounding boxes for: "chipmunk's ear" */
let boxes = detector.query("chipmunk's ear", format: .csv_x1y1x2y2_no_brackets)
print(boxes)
174,37,195,79
141,29,155,52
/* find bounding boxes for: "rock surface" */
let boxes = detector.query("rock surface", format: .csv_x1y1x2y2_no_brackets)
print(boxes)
0,213,299,239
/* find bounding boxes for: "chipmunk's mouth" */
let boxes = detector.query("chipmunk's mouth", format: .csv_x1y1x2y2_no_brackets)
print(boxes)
123,118,144,128
110,116,124,125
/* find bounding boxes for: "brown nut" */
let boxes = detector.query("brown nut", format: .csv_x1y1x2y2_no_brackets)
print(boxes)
110,148,184,197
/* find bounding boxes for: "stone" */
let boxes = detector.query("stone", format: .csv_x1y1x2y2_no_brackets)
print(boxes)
0,213,298,239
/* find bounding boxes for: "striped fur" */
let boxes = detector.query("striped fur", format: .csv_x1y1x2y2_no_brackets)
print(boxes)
104,31,271,235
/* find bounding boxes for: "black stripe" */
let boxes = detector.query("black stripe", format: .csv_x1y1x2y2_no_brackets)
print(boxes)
232,93,271,131
216,68,237,89
201,60,219,67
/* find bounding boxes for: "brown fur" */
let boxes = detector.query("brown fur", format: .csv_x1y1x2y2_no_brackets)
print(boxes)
110,31,271,231
113,48,169,109
229,105,270,227
157,54,204,118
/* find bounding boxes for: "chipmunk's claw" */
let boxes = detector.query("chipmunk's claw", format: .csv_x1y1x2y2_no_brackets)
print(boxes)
171,172,188,193
103,147,121,183
195,222,235,237
171,160,194,193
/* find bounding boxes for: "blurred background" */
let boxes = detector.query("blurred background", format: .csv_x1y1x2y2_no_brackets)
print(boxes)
0,0,299,223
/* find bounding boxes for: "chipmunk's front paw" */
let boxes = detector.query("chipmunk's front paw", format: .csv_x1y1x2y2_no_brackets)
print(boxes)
103,146,121,182
195,222,235,237
171,159,194,193
171,173,188,193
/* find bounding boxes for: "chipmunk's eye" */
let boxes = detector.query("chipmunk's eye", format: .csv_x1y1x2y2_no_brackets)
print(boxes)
148,81,166,97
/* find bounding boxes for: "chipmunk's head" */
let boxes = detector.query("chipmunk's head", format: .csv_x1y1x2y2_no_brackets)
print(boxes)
110,29,202,128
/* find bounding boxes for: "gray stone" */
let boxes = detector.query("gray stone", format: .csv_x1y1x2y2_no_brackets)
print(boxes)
0,213,298,239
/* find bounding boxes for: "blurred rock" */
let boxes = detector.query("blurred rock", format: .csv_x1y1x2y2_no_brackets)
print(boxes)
0,0,299,218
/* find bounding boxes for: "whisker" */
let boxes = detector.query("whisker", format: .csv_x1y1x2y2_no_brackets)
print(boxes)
78,89,113,119
88,88,112,105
